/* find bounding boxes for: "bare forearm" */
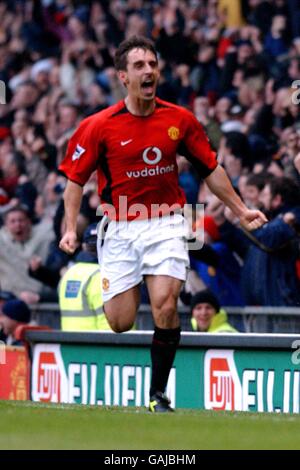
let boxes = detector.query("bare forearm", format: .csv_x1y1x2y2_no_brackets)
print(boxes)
205,165,267,231
205,165,246,217
63,180,83,232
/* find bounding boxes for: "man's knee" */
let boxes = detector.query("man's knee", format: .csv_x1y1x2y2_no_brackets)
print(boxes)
106,316,135,333
104,302,137,333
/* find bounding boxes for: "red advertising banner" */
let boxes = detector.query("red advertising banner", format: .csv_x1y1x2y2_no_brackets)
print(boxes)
0,346,29,400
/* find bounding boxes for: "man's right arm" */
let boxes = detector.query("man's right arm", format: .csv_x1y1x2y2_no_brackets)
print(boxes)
59,180,83,254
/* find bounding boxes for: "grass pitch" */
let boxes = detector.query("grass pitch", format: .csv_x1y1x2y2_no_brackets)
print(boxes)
1,400,300,450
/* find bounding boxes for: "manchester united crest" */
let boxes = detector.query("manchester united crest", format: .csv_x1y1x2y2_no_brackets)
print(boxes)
168,126,180,141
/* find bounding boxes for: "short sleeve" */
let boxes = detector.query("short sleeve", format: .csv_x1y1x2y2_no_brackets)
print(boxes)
179,111,218,178
59,116,103,186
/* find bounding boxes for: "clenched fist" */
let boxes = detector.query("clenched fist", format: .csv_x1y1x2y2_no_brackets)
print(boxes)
239,209,268,231
59,231,78,254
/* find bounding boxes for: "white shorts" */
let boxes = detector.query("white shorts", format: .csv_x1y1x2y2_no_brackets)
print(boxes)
98,214,190,302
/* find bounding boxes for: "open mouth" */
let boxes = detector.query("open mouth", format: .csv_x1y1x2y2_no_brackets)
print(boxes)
141,79,155,93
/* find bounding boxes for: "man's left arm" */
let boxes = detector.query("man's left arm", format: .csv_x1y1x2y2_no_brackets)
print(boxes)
205,165,268,231
180,111,267,230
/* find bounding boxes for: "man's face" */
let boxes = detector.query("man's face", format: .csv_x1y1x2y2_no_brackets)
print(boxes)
192,303,216,332
193,97,209,117
238,44,253,63
11,84,38,110
223,154,242,179
259,184,283,214
59,105,78,131
0,313,17,336
244,184,261,209
118,48,159,101
215,97,231,115
5,210,31,242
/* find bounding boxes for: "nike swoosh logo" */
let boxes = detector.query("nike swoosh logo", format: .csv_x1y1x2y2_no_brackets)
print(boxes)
121,139,133,146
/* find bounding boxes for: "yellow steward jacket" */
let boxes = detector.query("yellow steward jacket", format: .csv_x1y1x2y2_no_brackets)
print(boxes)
59,262,111,331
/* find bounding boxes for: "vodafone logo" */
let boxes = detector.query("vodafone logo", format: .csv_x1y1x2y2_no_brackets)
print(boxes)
142,147,162,165
32,344,68,403
126,146,174,179
204,350,242,411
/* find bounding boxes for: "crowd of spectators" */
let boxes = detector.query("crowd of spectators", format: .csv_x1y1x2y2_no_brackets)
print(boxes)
0,0,300,330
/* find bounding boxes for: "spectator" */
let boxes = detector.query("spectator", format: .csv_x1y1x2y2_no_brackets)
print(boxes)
0,299,31,345
264,15,289,59
243,173,274,209
193,97,222,150
190,289,237,333
220,177,300,306
0,206,54,299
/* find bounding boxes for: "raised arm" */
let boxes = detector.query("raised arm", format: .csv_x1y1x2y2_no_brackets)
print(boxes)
59,180,83,254
205,165,268,231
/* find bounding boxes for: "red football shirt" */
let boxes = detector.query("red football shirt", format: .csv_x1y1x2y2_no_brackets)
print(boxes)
59,97,217,220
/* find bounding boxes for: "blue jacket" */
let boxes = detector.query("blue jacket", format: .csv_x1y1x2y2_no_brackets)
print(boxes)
220,212,300,306
190,241,245,306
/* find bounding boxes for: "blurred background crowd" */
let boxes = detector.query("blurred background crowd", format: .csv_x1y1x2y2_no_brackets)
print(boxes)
0,0,300,335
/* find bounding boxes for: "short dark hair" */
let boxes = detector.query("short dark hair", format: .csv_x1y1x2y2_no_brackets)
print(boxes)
114,35,157,71
4,205,31,222
269,177,300,207
246,172,274,190
224,131,250,160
